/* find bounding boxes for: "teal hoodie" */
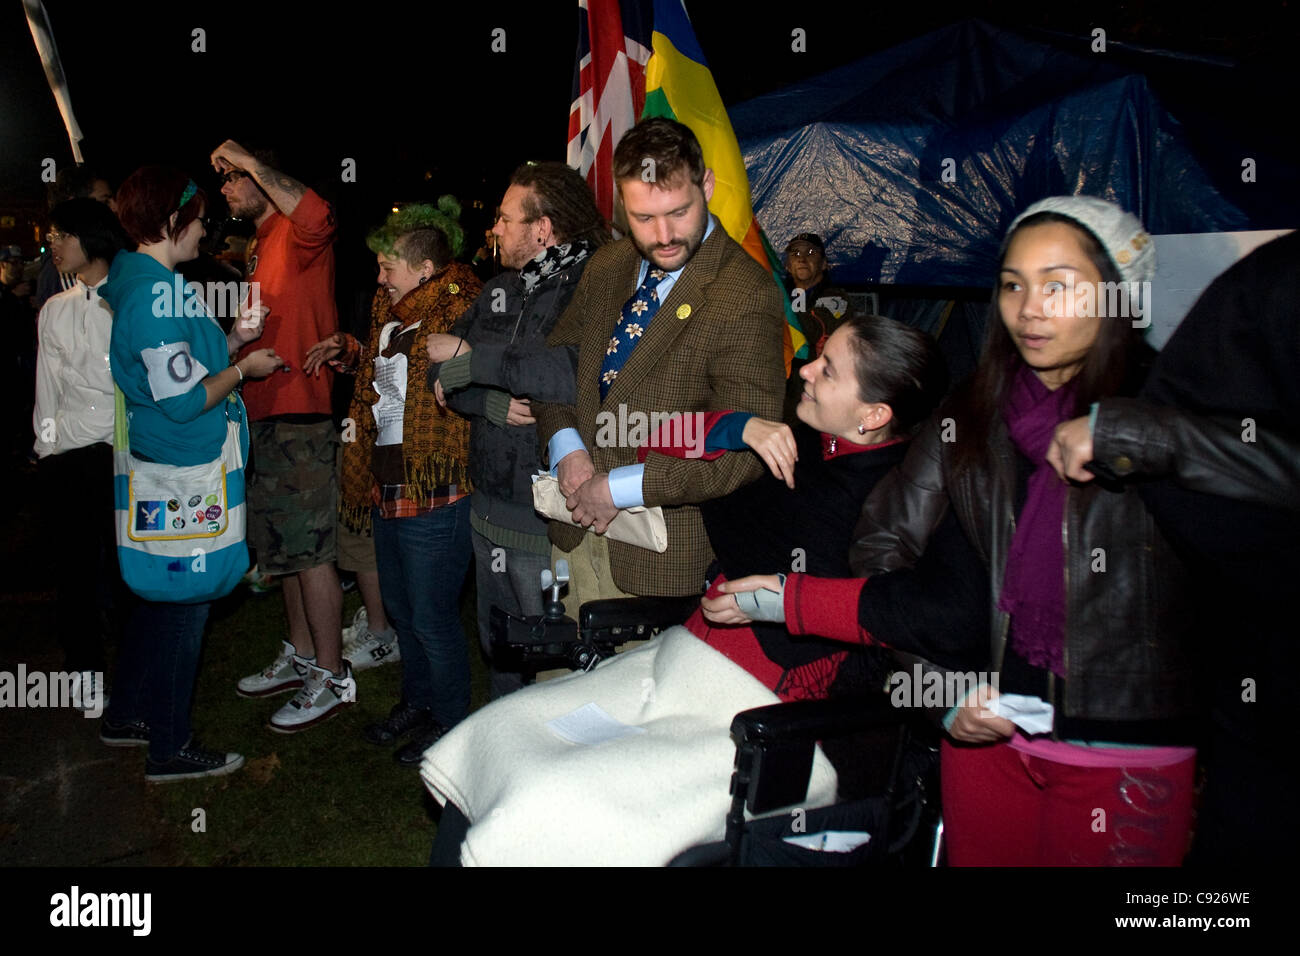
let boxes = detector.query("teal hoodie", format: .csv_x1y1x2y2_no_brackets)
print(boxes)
104,252,232,465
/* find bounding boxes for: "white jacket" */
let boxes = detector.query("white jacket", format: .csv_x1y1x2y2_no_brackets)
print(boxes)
32,277,115,457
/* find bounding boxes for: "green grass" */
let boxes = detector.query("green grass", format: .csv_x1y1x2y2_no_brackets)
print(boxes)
152,577,486,866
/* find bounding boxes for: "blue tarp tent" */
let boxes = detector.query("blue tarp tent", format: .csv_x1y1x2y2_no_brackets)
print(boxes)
732,19,1250,288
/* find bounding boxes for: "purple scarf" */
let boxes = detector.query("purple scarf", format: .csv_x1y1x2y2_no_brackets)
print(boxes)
997,364,1078,676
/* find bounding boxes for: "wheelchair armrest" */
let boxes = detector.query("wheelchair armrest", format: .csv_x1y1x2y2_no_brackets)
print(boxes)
578,595,701,640
730,693,904,818
729,693,902,748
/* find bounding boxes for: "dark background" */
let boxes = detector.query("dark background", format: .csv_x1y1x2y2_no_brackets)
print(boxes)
3,0,1296,304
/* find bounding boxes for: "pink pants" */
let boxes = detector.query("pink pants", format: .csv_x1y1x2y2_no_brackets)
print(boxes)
940,739,1196,866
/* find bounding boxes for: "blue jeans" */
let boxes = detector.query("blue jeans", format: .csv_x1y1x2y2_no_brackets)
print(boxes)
106,600,210,762
373,499,473,727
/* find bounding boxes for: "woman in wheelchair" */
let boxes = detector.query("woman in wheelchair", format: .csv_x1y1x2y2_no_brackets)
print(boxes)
651,314,956,699
421,314,958,865
706,197,1201,866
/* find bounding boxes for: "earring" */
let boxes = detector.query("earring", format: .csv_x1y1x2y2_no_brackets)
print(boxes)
418,275,429,285
858,423,867,435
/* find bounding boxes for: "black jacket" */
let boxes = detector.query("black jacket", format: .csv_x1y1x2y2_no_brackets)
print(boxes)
432,257,589,538
850,378,1205,742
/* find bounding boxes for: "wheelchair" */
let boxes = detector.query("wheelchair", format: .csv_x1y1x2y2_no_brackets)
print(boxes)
488,562,945,867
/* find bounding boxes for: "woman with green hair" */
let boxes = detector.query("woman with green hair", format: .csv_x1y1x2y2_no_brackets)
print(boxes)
306,197,483,763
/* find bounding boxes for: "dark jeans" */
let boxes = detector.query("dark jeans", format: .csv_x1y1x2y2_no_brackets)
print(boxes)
373,499,472,728
40,443,121,671
106,600,210,762
471,530,550,700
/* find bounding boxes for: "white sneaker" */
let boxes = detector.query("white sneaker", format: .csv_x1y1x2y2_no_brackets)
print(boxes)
341,607,369,649
236,641,311,698
345,630,400,673
69,670,109,713
268,661,357,733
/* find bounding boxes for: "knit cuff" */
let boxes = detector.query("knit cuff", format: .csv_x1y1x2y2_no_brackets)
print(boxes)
483,389,511,426
439,352,473,391
784,574,868,643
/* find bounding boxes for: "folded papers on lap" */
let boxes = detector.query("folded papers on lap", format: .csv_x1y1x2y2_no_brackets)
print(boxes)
420,625,838,866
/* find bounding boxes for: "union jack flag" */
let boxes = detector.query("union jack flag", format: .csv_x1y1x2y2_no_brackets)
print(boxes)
566,0,655,226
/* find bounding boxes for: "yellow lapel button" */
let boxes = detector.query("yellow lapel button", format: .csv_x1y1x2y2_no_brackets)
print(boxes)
448,282,460,294
676,304,691,320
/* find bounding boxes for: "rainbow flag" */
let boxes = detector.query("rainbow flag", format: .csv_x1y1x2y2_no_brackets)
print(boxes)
569,0,806,366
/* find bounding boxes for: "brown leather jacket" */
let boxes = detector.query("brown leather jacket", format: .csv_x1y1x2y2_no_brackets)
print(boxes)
849,388,1202,729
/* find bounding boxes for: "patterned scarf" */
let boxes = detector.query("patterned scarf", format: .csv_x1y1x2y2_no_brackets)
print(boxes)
518,239,593,296
340,262,482,532
997,363,1079,676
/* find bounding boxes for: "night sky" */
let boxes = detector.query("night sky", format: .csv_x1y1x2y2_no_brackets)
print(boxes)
3,1,1295,248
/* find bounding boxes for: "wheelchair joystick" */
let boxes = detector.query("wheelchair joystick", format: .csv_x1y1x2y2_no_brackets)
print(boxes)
542,560,569,621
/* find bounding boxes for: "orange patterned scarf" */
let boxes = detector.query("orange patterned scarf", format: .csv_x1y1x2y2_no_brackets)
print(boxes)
340,262,482,531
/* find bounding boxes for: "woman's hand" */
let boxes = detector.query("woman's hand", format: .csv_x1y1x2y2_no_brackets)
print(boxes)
742,417,798,489
426,333,469,364
701,574,784,625
1047,416,1095,483
304,333,343,376
946,684,1016,744
238,348,287,380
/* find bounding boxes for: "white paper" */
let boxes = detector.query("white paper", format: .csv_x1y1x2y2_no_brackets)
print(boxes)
783,830,872,853
987,693,1055,735
546,703,647,746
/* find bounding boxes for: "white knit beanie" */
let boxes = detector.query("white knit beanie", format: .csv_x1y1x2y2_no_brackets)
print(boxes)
1007,196,1155,286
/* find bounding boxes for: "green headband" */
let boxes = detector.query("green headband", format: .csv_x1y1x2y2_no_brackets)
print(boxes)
178,180,198,208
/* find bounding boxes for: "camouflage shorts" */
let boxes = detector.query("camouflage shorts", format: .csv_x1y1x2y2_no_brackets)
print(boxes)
247,420,338,574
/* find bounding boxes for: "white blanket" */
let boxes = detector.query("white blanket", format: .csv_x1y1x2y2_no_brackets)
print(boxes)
420,626,839,866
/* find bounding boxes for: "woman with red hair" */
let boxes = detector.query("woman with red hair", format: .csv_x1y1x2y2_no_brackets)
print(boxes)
100,166,283,782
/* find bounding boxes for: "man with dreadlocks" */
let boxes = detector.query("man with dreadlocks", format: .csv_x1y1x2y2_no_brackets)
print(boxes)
426,162,610,698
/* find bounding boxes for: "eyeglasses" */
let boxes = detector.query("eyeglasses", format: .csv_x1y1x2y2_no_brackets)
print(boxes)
221,170,249,186
46,229,68,244
787,248,822,260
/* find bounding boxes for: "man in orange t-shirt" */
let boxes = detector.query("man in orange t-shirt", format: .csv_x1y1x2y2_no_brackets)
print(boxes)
212,140,354,733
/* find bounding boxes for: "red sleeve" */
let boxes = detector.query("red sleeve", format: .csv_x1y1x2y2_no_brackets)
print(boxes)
784,574,875,645
636,409,732,462
288,189,336,252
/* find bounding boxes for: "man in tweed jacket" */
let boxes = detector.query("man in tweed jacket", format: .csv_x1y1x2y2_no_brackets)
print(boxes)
534,118,785,602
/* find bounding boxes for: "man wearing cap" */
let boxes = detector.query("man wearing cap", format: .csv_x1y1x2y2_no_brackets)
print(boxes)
210,139,355,732
532,117,785,611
